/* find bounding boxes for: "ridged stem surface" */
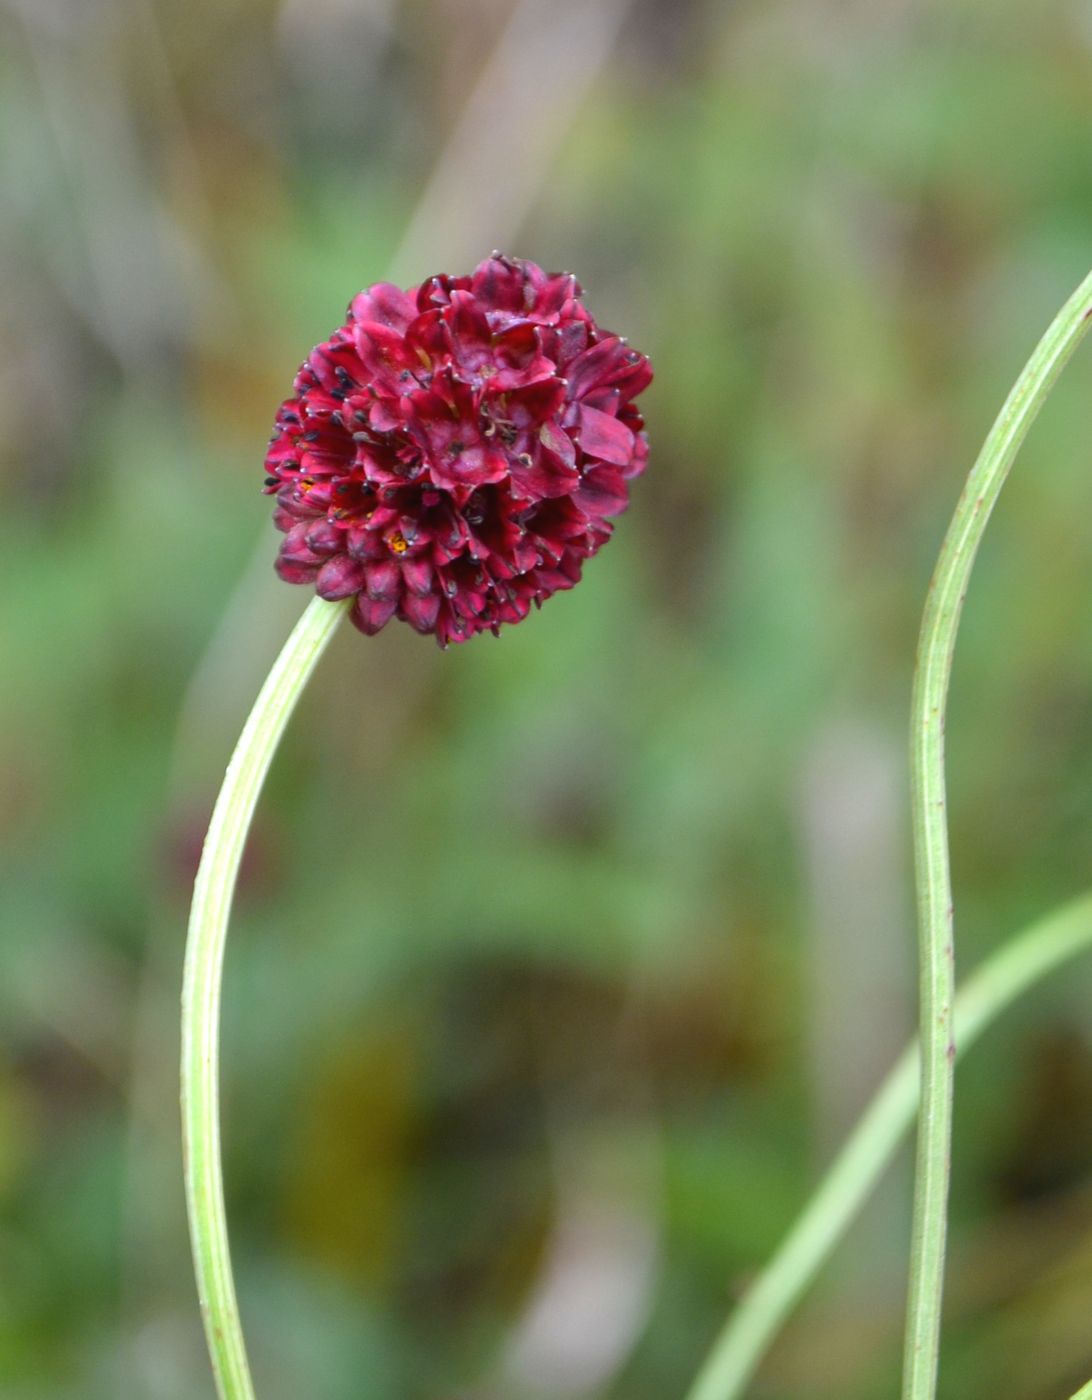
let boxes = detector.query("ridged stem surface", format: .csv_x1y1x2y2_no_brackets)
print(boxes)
683,889,1092,1400
181,595,348,1399
903,268,1092,1399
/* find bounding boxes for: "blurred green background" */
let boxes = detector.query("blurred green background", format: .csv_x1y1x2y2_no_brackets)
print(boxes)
2,0,1092,1395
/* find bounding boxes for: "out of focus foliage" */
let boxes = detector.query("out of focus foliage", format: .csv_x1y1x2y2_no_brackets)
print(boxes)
2,0,1092,1396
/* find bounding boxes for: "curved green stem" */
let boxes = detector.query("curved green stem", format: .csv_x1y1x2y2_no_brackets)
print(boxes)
904,267,1092,1399
181,595,348,1399
684,888,1092,1400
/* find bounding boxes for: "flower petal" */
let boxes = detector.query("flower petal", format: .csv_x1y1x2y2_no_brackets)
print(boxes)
510,449,579,501
574,466,629,517
316,555,368,599
349,283,417,332
401,557,434,596
275,557,321,585
567,336,652,401
351,593,399,635
305,520,344,555
402,589,442,633
446,290,493,370
538,419,576,468
471,254,530,315
530,272,578,324
353,322,421,394
365,560,402,599
280,521,325,565
577,405,635,467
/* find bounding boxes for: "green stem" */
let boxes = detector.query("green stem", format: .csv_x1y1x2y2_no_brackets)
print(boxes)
181,595,348,1399
903,266,1092,1399
683,888,1092,1400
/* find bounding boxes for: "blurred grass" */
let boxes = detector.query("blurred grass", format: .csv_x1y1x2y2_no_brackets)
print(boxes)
2,0,1092,1396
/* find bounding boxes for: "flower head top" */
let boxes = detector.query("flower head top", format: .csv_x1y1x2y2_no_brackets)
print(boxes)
264,254,652,645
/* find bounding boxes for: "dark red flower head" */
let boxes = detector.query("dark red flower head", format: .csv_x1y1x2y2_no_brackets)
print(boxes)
263,253,652,645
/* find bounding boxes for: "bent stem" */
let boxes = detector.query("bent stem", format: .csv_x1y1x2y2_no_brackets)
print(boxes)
904,267,1092,1399
683,888,1092,1400
181,595,348,1399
